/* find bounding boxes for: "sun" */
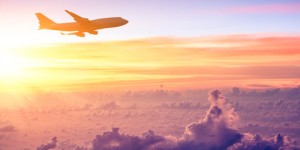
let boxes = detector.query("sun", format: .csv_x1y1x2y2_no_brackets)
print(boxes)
0,51,27,78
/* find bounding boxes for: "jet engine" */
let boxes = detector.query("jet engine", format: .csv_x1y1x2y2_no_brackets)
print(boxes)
88,30,98,35
74,32,85,37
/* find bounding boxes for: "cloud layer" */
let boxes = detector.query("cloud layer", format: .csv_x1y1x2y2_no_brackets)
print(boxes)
89,90,298,150
1,87,300,149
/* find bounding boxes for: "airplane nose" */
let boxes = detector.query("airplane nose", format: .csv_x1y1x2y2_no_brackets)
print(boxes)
123,19,128,24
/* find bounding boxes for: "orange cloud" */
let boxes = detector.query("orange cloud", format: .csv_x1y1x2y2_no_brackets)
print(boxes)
5,34,299,92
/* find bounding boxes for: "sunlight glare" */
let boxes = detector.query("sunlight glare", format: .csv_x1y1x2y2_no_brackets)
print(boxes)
0,51,27,78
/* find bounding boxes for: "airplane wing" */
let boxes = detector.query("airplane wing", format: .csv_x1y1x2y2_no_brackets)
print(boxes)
65,10,91,25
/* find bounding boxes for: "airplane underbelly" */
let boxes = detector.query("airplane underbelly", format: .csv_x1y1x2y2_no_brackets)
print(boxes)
51,24,79,31
51,22,105,32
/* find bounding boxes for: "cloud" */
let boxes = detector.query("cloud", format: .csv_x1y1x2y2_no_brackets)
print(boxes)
90,90,299,150
2,89,299,149
98,101,120,110
123,89,183,101
227,2,300,14
158,101,203,109
18,35,300,91
181,90,241,149
246,84,275,89
92,128,167,150
58,139,90,150
0,125,16,132
36,137,57,150
228,133,297,150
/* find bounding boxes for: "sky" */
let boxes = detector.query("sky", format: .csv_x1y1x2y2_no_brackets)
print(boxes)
0,0,300,92
1,0,300,42
1,1,300,149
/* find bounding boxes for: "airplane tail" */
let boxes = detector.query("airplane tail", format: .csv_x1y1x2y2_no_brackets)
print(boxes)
35,13,56,29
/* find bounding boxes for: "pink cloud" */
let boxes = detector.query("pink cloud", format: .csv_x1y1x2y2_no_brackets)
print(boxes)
228,2,300,13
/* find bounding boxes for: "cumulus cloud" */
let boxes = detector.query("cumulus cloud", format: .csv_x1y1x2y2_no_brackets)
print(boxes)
182,90,241,150
92,128,167,150
90,90,299,150
36,137,57,150
228,133,298,150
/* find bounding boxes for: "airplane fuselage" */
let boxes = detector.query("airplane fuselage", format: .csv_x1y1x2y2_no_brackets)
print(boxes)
48,17,128,32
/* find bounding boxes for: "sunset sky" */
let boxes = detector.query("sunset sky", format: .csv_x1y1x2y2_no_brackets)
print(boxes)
0,0,300,92
2,1,300,149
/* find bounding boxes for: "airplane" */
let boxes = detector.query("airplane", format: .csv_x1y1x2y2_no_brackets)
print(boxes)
35,10,128,37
